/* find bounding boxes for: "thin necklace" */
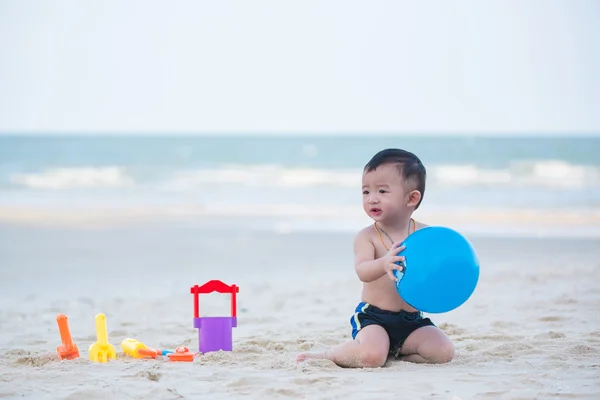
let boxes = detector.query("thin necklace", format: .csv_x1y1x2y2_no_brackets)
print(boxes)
378,225,395,244
374,219,415,251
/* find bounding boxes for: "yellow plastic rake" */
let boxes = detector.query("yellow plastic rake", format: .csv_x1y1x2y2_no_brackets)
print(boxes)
89,313,116,362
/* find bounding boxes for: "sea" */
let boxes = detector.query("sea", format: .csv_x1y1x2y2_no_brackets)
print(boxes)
1,135,599,237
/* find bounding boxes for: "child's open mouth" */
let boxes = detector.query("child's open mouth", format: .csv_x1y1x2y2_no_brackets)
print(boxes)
370,208,382,216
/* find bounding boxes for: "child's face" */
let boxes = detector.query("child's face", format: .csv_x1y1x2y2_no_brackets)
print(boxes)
361,163,417,223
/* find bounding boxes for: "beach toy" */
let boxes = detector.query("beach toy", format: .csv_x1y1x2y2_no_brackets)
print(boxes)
393,226,480,313
190,280,239,353
121,338,159,359
56,314,79,360
120,338,173,358
167,346,195,362
89,313,116,363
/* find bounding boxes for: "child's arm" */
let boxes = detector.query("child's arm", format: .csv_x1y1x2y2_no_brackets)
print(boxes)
353,230,383,282
353,228,405,283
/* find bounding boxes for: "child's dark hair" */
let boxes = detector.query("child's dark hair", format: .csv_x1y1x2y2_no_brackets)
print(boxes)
364,148,427,209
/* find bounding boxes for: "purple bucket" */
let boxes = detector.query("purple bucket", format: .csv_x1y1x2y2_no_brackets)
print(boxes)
193,316,237,353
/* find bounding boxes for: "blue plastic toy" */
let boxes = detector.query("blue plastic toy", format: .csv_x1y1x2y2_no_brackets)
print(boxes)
393,226,480,313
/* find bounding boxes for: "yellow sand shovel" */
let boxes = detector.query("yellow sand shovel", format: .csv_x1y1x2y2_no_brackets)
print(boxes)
89,313,116,362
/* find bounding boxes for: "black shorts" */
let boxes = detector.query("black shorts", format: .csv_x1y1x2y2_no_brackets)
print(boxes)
350,302,435,357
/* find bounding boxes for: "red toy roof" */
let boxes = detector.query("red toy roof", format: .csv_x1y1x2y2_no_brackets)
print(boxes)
190,280,239,295
190,280,239,318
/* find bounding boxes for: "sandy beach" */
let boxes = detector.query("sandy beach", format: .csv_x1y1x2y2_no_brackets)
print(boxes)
2,0,599,397
0,216,599,400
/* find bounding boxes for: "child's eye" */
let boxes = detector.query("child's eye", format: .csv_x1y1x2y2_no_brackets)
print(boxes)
379,189,387,194
363,190,369,195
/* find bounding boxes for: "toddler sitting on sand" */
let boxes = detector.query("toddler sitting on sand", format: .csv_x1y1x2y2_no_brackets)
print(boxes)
297,148,455,368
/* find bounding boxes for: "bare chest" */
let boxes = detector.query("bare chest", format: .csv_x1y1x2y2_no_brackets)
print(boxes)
371,229,410,258
371,219,418,256
373,238,408,260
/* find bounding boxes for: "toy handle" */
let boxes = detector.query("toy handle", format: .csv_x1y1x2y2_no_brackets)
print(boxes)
138,348,158,357
56,315,74,347
95,314,109,345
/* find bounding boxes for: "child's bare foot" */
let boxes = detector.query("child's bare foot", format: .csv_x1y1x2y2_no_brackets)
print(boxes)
296,351,327,363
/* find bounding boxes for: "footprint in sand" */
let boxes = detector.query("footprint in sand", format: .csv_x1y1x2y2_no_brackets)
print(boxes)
296,358,338,372
464,342,484,352
533,331,566,340
232,344,265,354
296,341,318,351
555,296,578,305
539,316,565,322
25,339,48,346
227,376,257,388
3,349,30,358
262,387,301,397
136,370,162,382
491,321,517,329
266,341,287,351
13,353,57,367
568,344,598,355
438,323,465,336
470,334,521,342
483,342,534,358
292,377,332,385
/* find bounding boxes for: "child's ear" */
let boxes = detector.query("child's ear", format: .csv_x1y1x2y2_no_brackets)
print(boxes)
407,190,422,207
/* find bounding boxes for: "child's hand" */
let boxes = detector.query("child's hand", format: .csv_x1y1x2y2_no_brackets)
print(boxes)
382,241,406,282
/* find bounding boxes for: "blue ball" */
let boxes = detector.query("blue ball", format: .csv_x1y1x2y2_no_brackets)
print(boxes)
393,226,480,313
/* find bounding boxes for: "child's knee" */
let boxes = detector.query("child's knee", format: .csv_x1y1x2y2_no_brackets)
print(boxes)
358,348,387,368
432,341,455,364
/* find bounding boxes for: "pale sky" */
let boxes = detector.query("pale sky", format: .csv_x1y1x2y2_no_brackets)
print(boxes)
0,0,599,135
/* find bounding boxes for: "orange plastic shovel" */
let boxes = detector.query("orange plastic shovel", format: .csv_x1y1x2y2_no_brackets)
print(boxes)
56,314,79,360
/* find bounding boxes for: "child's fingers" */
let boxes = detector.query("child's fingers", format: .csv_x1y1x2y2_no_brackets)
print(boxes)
389,244,405,254
387,269,398,282
393,255,405,264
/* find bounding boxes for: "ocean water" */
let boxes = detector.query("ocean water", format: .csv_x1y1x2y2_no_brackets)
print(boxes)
1,135,599,235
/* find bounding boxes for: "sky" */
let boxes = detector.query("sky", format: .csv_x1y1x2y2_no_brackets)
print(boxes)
0,0,599,135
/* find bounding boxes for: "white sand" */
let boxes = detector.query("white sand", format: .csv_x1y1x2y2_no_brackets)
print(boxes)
0,222,599,399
